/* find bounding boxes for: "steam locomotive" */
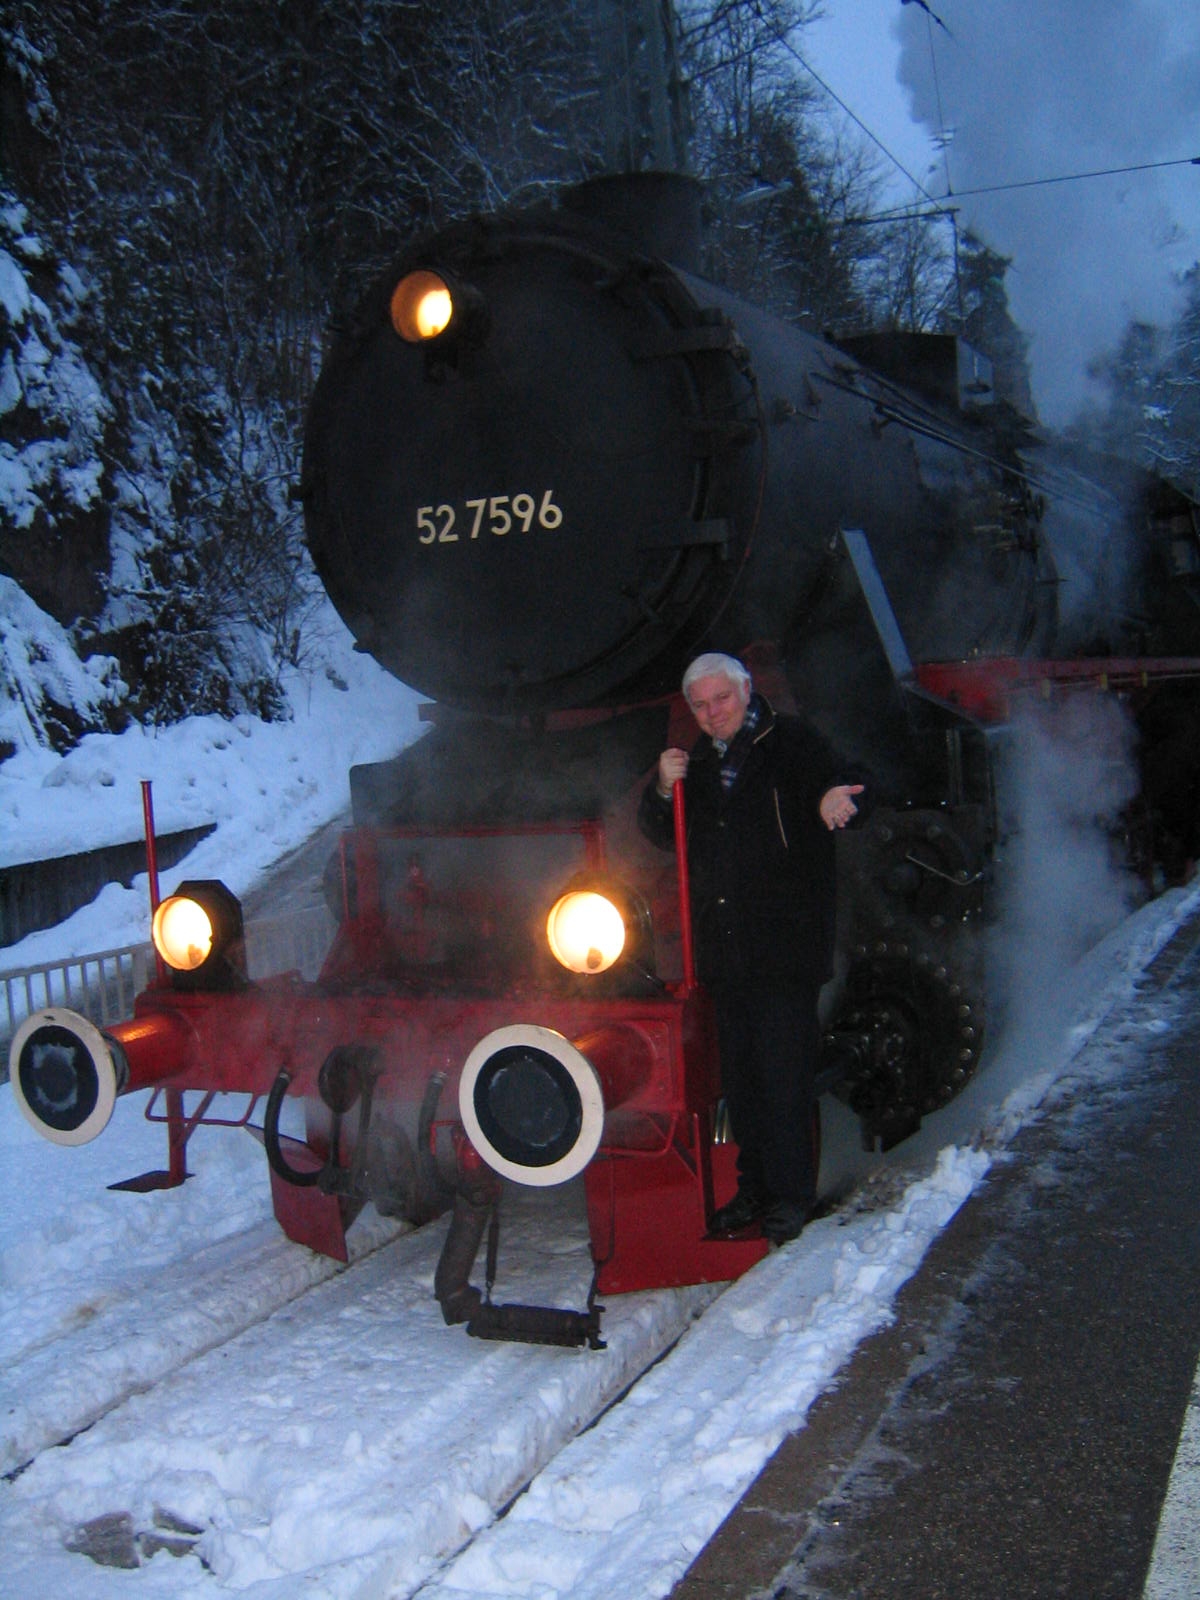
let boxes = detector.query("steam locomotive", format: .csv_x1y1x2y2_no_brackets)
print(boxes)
11,173,1200,1346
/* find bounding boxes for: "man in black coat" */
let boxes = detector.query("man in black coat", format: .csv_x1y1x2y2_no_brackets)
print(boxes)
638,653,867,1243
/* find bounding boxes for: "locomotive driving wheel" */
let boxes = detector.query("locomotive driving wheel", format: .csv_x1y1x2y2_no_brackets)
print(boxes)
821,937,984,1151
851,809,986,937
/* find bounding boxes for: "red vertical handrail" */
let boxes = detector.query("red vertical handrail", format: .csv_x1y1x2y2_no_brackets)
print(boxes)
141,779,162,912
140,780,187,1183
141,779,167,981
672,780,697,989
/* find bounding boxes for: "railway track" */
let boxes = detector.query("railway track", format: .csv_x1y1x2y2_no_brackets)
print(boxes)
0,999,1021,1600
0,1199,408,1481
0,1121,721,1594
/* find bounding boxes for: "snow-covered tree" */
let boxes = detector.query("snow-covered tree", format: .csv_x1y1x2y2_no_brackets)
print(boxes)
1075,266,1200,495
676,1,959,339
0,0,614,740
0,187,127,754
678,1,861,325
1149,265,1200,494
951,232,1036,420
0,192,110,615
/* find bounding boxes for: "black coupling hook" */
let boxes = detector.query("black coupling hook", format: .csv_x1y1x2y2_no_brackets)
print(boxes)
263,1068,322,1188
263,1047,381,1193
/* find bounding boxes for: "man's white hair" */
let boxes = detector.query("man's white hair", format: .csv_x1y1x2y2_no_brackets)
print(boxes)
682,652,751,701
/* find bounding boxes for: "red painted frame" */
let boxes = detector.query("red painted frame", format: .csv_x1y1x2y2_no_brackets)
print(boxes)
117,790,768,1291
915,655,1200,723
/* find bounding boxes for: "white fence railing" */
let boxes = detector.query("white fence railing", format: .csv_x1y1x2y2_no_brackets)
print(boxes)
1,907,337,1071
2,944,155,1047
243,908,338,988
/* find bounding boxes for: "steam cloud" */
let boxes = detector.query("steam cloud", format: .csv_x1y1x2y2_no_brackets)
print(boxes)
986,693,1140,1051
893,0,1200,425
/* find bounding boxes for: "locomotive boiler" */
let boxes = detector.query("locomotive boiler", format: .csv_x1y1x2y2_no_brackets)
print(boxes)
11,173,1200,1344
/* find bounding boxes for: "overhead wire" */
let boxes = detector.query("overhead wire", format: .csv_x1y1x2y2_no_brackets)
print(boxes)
924,7,954,202
767,7,966,321
919,7,964,321
773,12,1199,223
718,0,1199,343
922,154,1200,202
771,27,947,216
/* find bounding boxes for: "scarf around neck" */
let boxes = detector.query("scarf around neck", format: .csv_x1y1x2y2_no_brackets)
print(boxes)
713,694,764,790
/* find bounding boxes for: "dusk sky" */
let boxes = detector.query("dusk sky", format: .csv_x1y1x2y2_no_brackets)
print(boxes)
806,0,1200,424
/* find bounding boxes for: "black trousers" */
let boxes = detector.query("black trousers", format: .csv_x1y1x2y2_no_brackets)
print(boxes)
713,979,820,1207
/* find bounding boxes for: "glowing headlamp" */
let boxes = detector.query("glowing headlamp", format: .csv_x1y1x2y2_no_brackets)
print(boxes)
544,874,654,980
151,879,245,989
546,890,627,974
153,895,213,970
390,270,453,342
389,267,489,350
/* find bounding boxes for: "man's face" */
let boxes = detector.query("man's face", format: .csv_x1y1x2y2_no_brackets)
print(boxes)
687,673,750,743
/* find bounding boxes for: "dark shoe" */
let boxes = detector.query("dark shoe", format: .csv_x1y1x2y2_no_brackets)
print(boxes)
708,1188,770,1235
761,1199,813,1244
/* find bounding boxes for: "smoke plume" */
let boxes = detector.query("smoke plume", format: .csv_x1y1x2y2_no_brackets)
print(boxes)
894,0,1200,425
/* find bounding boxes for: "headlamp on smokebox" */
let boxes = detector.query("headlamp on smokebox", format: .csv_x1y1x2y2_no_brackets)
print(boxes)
545,874,653,978
389,267,489,354
152,879,246,990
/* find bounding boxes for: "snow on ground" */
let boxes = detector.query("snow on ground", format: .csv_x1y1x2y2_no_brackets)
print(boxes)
1,877,1196,1600
3,620,1199,1597
0,599,426,971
